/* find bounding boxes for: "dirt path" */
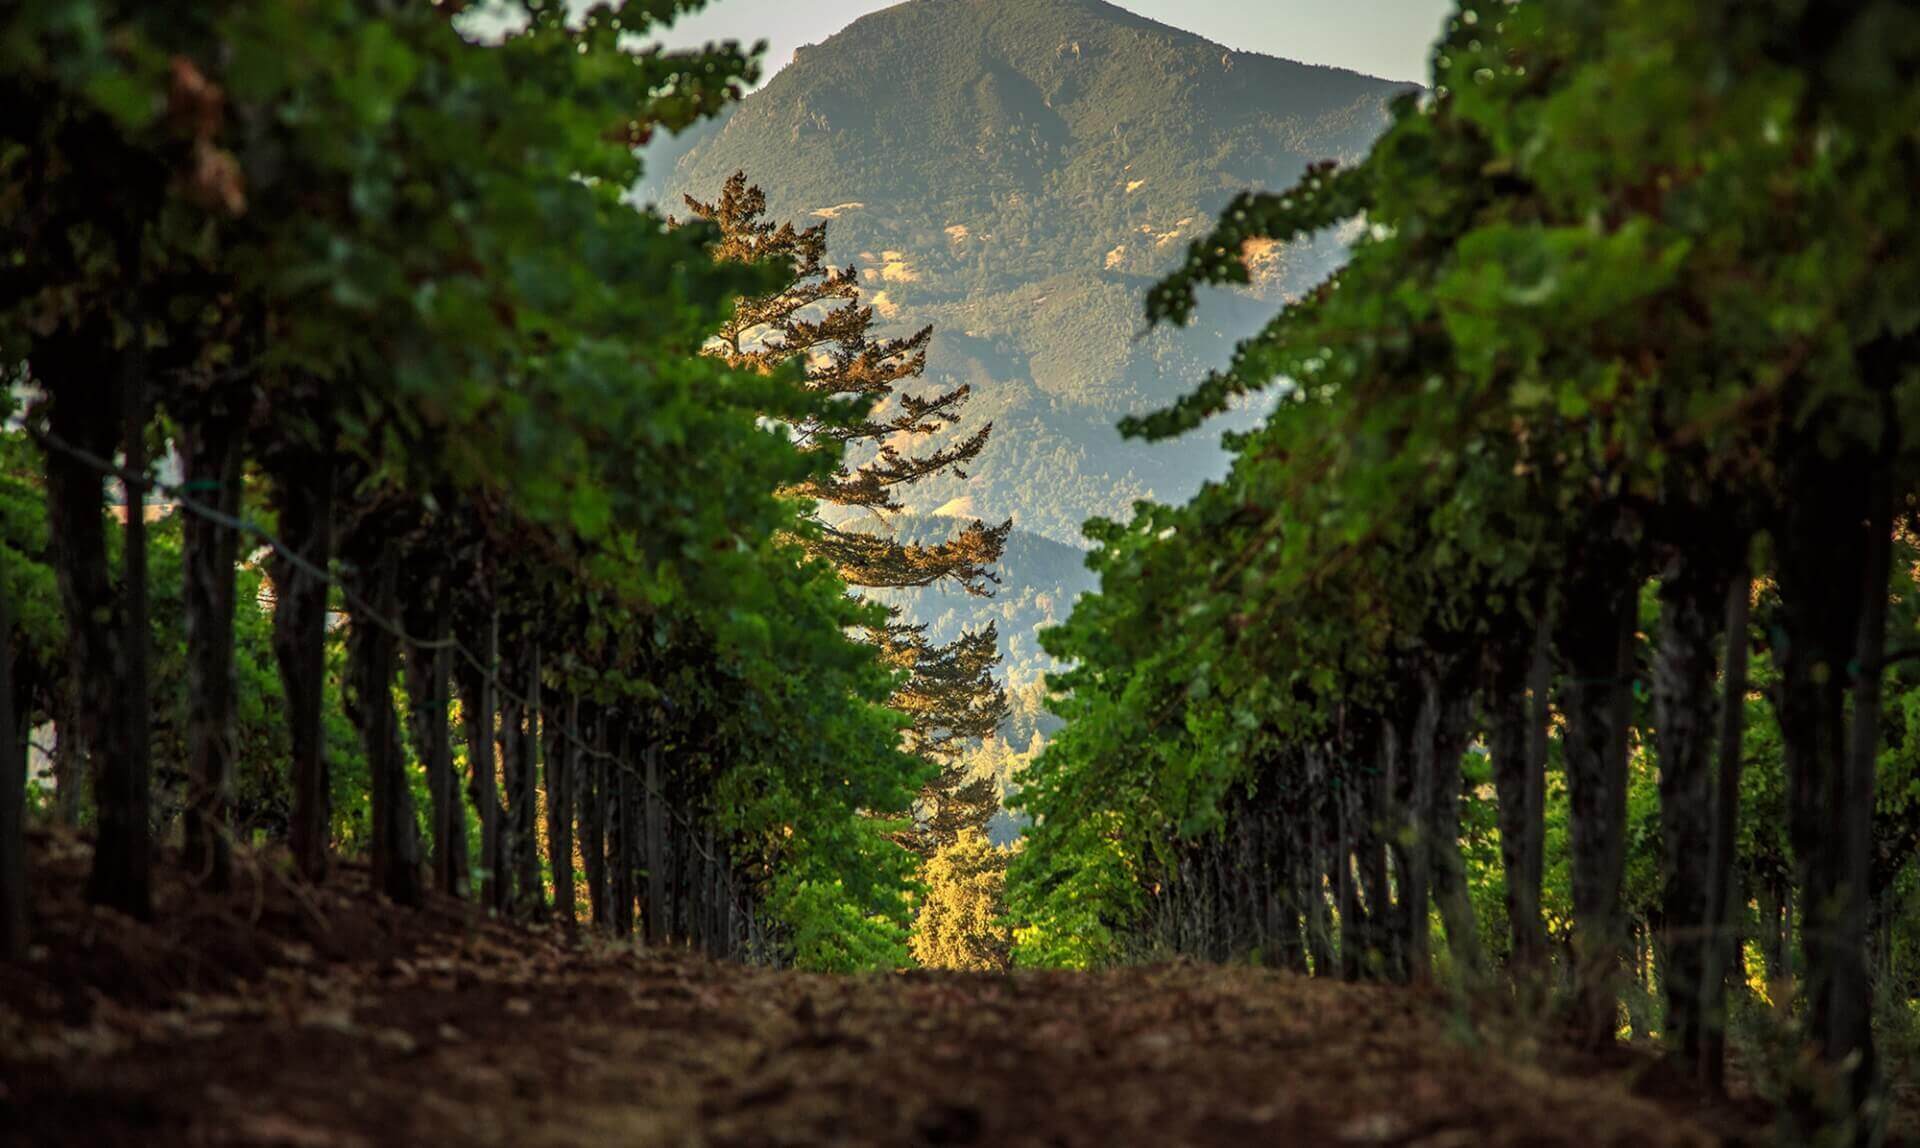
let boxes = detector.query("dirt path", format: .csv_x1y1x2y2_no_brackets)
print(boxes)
1,839,1764,1147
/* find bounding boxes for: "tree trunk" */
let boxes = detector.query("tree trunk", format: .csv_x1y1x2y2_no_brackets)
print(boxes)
509,639,542,916
644,739,667,946
1305,749,1334,975
39,338,120,851
1402,690,1435,981
1356,728,1395,979
51,697,81,825
88,356,151,918
1555,557,1638,1048
497,640,523,914
1302,846,1334,976
1266,796,1308,973
1700,570,1751,1093
717,839,736,958
547,692,577,926
180,405,245,892
1829,464,1891,1128
270,451,337,883
350,556,421,907
1490,622,1550,968
405,600,465,897
404,647,438,881
1523,613,1551,949
459,606,504,914
611,724,635,937
1379,715,1414,982
667,769,689,944
1336,745,1364,980
1773,438,1884,1139
704,831,723,954
581,708,607,929
1,552,26,957
1652,550,1732,1065
1427,667,1486,982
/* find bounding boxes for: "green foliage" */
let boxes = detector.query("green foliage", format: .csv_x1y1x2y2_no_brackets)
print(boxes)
910,827,1011,971
0,432,58,638
772,870,912,975
1011,9,1920,1128
0,0,928,968
141,507,297,835
0,427,62,713
1007,812,1137,970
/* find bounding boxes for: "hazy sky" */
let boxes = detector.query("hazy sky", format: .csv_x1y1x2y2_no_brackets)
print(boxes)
653,0,1453,86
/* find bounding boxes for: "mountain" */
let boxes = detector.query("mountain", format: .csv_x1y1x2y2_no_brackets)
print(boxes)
864,517,1099,680
646,0,1404,704
648,0,1404,539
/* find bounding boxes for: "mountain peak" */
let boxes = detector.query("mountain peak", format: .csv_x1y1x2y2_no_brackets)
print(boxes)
810,0,1390,84
834,0,1192,37
654,0,1403,544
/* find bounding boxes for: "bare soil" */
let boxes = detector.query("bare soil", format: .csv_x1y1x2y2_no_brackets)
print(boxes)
0,832,1795,1146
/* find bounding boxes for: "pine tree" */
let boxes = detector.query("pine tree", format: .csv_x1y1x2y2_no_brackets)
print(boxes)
683,173,1011,853
872,617,1003,853
910,827,1012,971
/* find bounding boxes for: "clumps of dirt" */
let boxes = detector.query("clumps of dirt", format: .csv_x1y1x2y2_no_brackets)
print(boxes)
1,837,1792,1147
0,829,492,1031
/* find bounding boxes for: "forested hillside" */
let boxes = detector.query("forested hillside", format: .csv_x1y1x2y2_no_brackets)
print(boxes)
647,0,1408,545
866,519,1098,678
645,0,1409,751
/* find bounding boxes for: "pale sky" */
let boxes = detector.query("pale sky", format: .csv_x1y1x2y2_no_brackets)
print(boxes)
654,0,1452,86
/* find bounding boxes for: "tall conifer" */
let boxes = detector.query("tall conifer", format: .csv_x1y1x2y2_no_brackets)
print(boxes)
683,173,1010,851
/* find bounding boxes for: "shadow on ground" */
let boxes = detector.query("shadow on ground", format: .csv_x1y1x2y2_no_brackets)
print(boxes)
1,832,1790,1147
